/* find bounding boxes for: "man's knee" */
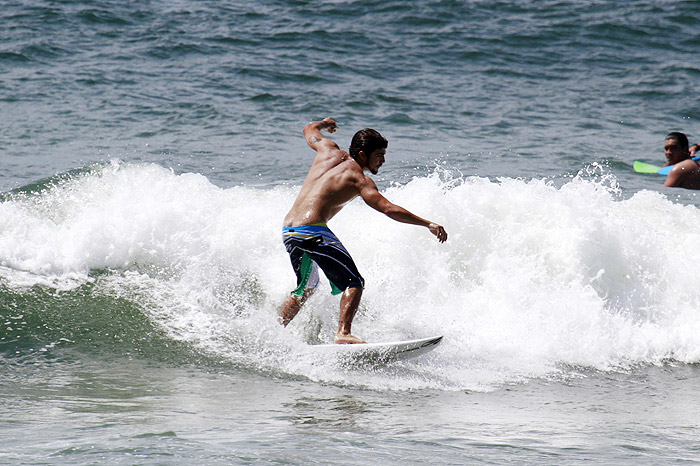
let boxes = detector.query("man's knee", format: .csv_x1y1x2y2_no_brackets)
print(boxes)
343,285,363,298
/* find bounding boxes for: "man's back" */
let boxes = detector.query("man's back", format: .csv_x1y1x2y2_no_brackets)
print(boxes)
284,126,365,227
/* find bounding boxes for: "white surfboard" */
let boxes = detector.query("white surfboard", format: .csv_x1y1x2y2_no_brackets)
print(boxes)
311,335,443,364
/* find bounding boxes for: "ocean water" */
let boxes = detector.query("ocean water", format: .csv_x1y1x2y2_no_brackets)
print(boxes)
3,0,700,464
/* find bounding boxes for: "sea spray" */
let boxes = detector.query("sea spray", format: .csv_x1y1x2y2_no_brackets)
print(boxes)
3,161,700,390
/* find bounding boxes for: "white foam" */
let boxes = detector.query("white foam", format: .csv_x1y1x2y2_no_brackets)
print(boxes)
3,160,700,390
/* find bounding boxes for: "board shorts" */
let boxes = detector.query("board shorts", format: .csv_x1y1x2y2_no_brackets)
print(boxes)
282,224,365,296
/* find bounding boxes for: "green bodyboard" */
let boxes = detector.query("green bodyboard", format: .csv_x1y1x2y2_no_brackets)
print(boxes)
633,160,661,174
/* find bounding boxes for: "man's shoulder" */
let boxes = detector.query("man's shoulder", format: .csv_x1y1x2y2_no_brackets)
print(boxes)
332,158,372,190
670,158,700,172
313,146,349,164
665,158,700,188
310,148,347,172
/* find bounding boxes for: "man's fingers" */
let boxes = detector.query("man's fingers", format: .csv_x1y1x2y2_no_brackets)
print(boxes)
429,224,447,243
322,117,337,132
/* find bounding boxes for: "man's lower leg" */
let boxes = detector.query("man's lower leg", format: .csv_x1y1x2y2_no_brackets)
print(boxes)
335,287,364,344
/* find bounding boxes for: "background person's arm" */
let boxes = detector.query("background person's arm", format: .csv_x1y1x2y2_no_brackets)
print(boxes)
690,143,700,157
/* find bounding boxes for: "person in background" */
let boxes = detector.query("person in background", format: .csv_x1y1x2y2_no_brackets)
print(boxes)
663,132,700,189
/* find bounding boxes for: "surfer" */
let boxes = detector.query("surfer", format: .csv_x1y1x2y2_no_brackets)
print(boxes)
279,117,448,344
662,132,700,189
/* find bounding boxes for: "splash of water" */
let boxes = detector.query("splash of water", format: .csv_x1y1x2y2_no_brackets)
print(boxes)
2,161,700,391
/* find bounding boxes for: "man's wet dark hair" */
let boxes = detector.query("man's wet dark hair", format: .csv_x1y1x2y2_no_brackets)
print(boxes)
349,128,388,160
666,132,689,149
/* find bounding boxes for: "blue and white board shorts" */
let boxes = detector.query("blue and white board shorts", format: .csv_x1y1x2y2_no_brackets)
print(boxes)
282,224,365,296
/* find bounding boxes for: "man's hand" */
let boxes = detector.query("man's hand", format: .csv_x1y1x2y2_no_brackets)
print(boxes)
319,117,338,133
428,223,448,243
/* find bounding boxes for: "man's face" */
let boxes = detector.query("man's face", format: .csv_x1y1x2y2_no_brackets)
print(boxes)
665,137,688,164
367,148,386,175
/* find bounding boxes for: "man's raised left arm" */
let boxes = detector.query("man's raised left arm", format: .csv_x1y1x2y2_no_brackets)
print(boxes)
303,117,339,153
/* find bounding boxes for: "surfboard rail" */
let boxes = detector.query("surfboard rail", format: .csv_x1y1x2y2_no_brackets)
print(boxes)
310,335,443,365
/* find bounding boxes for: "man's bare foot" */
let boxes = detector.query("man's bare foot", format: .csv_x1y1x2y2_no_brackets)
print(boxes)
334,333,366,344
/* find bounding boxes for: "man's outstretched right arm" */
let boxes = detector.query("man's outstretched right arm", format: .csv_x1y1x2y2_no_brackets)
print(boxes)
359,177,448,243
304,117,339,153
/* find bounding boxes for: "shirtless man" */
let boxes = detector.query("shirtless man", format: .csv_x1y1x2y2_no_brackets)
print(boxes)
663,132,700,189
279,118,448,344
